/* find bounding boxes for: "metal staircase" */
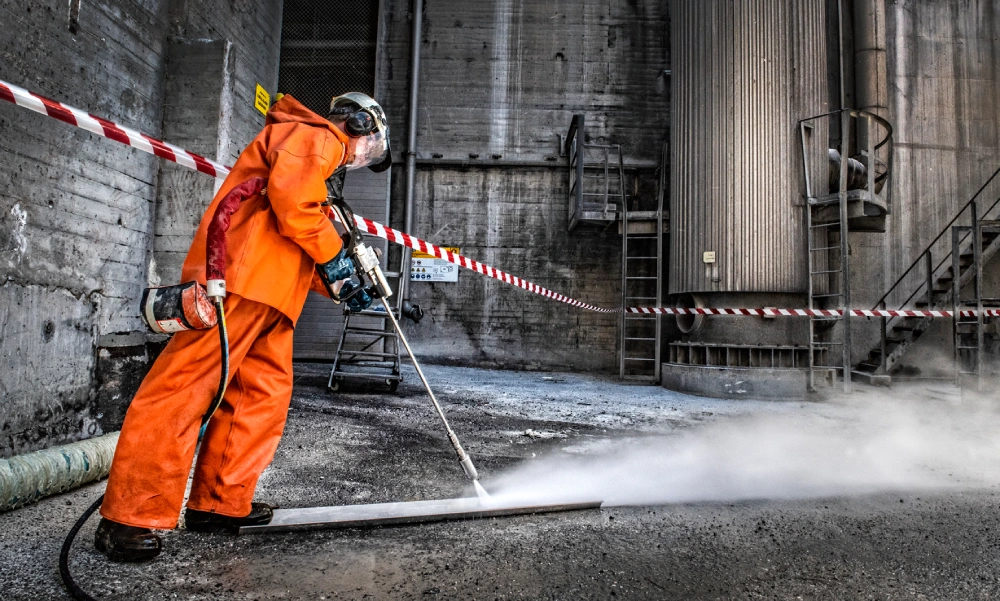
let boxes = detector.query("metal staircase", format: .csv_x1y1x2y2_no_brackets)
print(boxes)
619,143,666,381
853,168,1000,387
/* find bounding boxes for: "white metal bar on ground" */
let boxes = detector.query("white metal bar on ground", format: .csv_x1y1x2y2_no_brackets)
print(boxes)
239,498,603,534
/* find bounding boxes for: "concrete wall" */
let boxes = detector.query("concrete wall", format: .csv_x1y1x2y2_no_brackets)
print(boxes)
847,0,1000,368
0,0,281,457
152,0,283,286
381,0,669,371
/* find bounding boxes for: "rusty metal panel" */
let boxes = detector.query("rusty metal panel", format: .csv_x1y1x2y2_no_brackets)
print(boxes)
669,0,828,295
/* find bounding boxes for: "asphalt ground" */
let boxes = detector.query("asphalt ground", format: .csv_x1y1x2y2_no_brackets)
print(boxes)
2,363,1000,600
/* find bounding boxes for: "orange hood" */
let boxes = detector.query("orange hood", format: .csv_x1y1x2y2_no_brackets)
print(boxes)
265,94,348,143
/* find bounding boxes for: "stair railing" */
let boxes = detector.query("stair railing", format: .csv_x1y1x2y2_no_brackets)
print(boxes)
872,165,1000,373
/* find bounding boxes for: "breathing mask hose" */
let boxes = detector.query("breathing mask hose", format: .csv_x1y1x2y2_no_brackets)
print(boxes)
59,180,262,601
59,494,103,601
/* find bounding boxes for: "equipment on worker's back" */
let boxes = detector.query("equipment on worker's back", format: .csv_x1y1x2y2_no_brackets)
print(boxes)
328,92,392,172
140,281,217,334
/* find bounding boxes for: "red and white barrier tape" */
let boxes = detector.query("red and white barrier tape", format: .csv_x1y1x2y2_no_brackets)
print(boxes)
348,214,619,313
4,77,995,319
0,79,229,179
347,213,1000,318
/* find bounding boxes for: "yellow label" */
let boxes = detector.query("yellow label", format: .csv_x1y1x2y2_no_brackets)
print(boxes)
254,84,270,115
413,247,459,259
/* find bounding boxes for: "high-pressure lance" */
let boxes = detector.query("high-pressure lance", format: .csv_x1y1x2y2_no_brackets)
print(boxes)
318,196,484,489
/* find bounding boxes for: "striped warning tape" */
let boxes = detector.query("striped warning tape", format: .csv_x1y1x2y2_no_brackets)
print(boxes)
346,213,618,313
3,77,995,318
346,213,1000,318
0,78,229,179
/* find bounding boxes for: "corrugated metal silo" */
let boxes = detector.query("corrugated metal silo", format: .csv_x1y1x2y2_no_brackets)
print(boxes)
669,0,829,295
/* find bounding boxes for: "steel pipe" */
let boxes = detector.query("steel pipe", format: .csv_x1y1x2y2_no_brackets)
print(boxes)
401,0,423,301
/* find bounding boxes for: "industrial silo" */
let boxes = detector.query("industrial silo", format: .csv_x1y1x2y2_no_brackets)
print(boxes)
665,0,830,398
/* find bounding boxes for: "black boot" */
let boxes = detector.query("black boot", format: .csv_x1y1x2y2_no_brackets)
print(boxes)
94,518,163,563
184,502,274,534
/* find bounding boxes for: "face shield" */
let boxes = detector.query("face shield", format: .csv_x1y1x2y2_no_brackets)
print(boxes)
346,129,389,171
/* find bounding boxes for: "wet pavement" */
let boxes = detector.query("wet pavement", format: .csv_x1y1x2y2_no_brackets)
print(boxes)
3,363,1000,600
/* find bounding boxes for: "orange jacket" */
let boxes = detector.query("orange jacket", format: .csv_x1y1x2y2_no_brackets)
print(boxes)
181,95,345,324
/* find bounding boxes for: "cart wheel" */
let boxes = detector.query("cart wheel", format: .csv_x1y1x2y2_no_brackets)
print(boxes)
387,379,399,393
329,378,341,393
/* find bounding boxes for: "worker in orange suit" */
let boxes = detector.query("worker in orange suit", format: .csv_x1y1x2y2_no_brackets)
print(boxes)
95,93,392,562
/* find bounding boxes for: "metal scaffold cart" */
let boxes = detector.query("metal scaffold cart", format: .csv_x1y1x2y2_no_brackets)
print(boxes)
327,253,409,393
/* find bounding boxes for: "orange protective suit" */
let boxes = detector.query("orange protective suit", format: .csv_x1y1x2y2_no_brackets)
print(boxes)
102,96,346,528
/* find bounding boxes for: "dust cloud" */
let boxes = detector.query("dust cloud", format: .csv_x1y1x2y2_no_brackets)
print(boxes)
485,388,1000,507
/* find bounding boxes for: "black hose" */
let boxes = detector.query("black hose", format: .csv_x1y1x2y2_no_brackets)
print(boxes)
58,493,104,601
59,299,230,600
200,298,230,436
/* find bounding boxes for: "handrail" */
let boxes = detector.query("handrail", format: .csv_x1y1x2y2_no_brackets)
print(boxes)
798,108,894,193
872,164,1000,311
798,108,894,151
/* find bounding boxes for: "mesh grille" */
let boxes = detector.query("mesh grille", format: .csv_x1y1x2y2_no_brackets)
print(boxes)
278,0,379,116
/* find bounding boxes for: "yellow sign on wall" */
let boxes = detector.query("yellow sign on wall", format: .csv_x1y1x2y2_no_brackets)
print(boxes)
254,84,270,115
412,247,459,259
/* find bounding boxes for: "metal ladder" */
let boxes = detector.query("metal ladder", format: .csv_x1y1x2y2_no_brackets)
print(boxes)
804,111,854,393
806,196,850,392
952,216,1000,390
619,144,665,382
327,254,405,393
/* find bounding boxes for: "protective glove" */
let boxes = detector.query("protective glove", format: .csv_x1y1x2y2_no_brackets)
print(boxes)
338,280,374,313
317,248,356,285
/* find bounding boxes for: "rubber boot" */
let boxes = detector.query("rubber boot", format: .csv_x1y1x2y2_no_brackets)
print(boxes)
94,518,163,562
184,502,274,534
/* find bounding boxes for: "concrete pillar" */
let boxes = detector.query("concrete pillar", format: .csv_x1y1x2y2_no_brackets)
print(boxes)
150,39,235,286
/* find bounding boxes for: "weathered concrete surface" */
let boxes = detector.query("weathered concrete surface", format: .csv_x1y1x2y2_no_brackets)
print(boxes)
848,0,1000,365
398,168,622,371
3,364,1000,600
661,364,809,402
0,282,100,456
381,0,669,372
0,0,169,456
0,0,281,456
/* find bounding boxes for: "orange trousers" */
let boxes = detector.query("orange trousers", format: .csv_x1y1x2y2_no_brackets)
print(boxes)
102,293,294,529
